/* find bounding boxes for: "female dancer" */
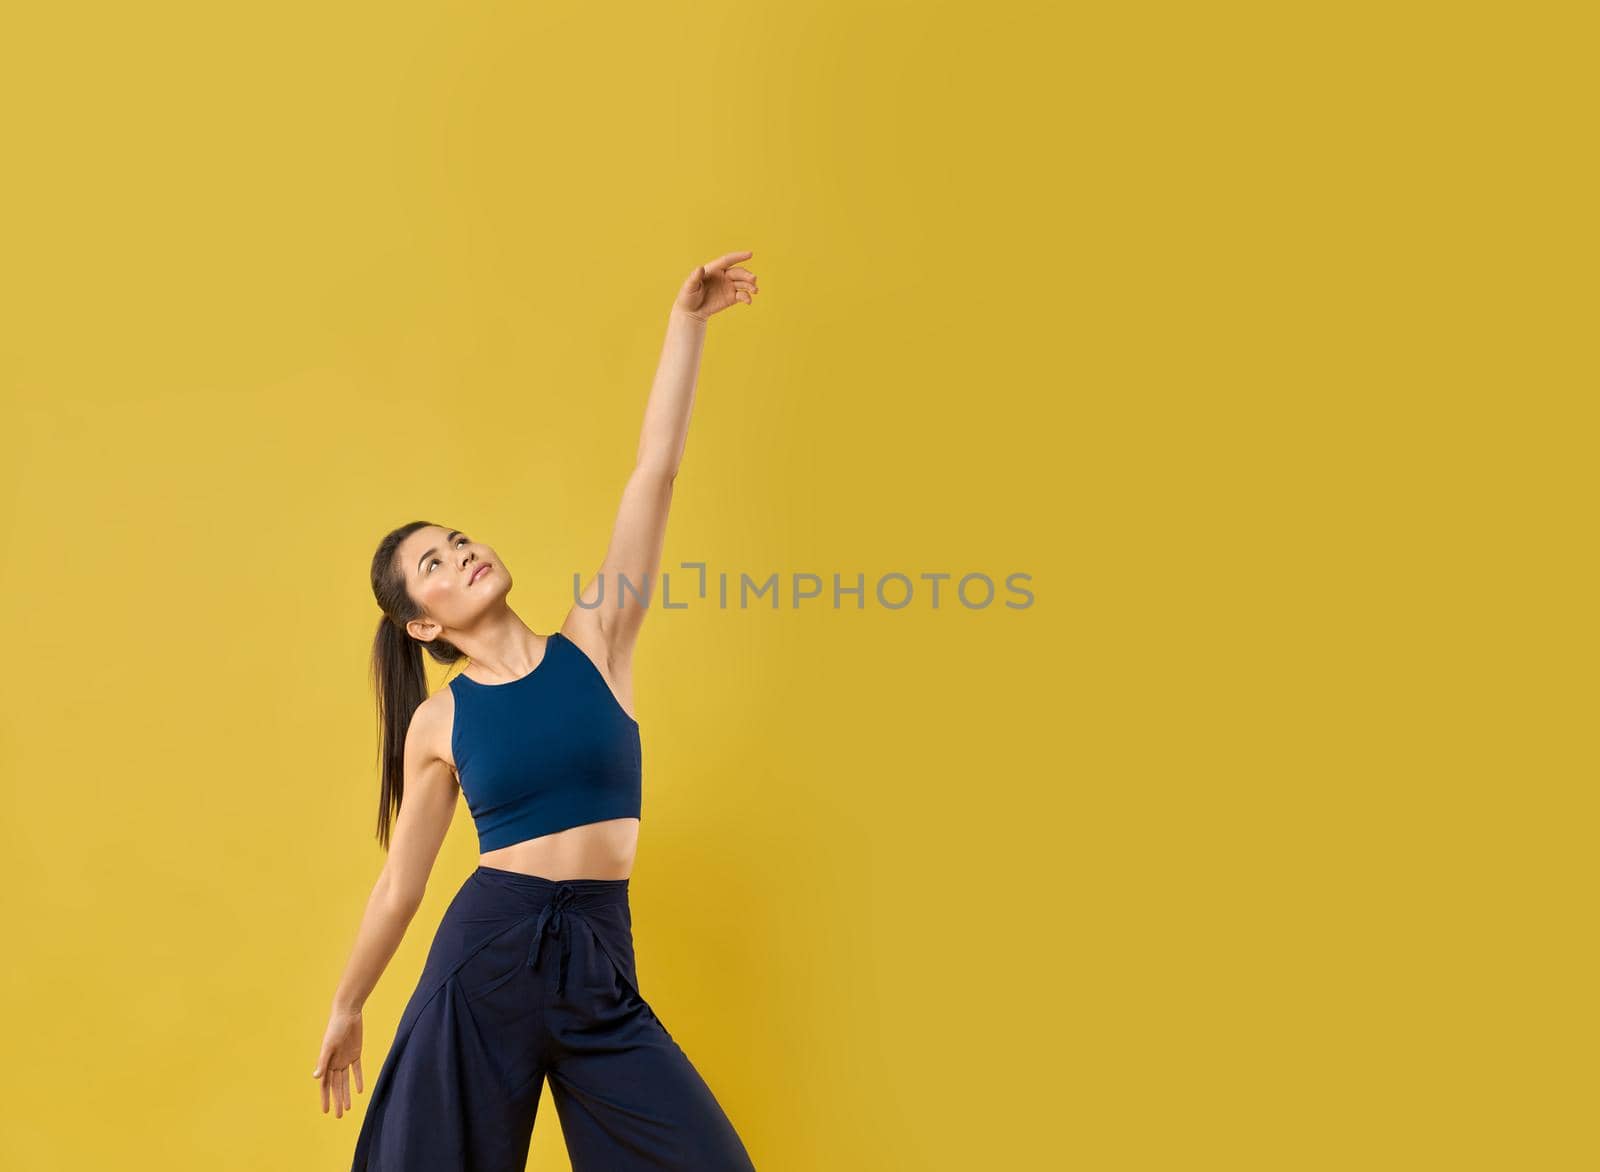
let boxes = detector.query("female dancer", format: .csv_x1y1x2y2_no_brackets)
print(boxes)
312,251,761,1171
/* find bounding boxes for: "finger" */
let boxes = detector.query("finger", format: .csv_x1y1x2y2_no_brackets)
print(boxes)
321,1072,330,1114
725,266,757,282
732,280,756,294
340,1067,350,1116
354,1058,365,1095
705,250,753,274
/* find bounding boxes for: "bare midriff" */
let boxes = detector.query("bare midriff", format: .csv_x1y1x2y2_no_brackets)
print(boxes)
478,817,641,881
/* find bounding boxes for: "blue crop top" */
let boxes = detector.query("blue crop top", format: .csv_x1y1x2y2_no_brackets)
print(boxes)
448,631,642,852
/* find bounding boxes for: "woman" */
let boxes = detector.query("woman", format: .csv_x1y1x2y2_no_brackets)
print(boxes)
312,251,762,1171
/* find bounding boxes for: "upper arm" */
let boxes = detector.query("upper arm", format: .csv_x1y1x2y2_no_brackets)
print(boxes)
381,693,459,904
573,463,675,666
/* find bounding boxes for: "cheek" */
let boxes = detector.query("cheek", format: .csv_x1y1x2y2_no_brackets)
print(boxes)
423,581,459,610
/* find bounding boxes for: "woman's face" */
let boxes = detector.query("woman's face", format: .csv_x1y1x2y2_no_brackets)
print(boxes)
396,525,509,641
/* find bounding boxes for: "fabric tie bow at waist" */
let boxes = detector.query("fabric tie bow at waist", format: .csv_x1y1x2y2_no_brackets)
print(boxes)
526,884,580,995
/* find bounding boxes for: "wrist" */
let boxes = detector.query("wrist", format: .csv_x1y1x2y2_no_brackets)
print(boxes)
332,997,363,1017
669,305,709,326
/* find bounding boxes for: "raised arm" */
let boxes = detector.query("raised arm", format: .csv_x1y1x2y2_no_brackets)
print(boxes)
575,251,759,667
312,695,458,1117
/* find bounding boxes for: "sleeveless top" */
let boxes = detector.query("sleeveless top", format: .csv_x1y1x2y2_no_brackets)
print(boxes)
448,631,642,852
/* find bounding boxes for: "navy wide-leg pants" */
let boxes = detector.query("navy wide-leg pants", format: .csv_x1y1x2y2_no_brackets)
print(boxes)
351,865,757,1171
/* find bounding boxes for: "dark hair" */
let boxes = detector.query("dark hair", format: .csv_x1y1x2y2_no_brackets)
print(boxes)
368,520,467,850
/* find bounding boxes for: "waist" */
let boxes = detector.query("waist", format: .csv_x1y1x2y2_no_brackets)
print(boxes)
472,863,631,907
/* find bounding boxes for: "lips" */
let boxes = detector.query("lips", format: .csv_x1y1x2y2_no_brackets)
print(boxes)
469,563,492,585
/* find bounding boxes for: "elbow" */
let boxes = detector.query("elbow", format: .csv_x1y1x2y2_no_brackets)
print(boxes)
636,460,678,486
377,868,426,918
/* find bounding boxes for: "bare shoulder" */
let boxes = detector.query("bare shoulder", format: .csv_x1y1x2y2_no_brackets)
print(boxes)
410,682,460,776
559,608,616,671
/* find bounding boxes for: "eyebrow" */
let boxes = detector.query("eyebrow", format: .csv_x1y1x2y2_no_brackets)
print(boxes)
416,531,463,576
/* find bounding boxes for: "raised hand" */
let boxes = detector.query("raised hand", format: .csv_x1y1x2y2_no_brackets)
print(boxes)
673,250,760,321
312,1006,365,1118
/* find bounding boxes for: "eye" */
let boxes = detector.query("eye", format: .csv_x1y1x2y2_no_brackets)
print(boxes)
425,536,471,573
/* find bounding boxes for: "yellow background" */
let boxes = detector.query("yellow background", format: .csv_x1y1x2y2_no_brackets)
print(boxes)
1,2,1590,1169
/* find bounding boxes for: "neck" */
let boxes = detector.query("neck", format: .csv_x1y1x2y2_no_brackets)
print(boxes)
455,607,543,679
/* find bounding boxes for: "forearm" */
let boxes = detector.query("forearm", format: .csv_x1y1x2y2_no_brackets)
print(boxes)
635,307,707,475
329,869,423,1014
